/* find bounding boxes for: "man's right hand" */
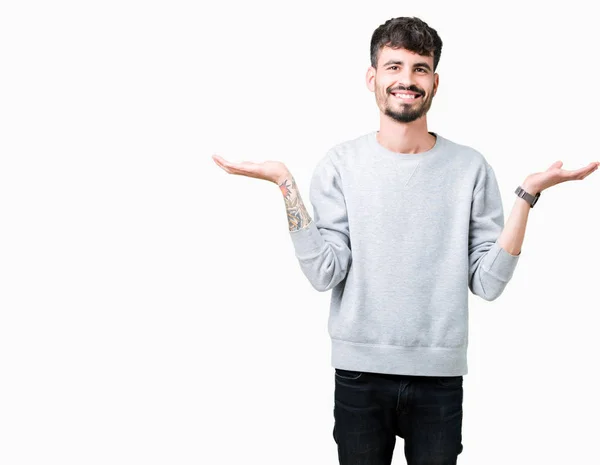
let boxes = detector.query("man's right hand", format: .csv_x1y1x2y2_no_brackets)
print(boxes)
212,153,312,232
212,154,290,185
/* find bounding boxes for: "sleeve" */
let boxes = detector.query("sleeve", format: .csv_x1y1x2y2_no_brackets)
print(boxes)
468,164,521,301
288,152,352,292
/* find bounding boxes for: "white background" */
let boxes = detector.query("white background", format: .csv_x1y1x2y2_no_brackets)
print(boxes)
1,1,599,464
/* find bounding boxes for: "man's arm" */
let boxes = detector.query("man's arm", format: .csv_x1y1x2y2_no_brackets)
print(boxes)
496,182,536,256
212,151,352,292
498,160,600,255
468,165,521,301
276,170,313,232
284,153,352,292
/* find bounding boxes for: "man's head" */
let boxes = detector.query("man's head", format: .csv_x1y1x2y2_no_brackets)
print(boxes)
366,17,443,124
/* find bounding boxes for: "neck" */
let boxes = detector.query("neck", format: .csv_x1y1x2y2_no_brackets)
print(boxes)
377,116,435,154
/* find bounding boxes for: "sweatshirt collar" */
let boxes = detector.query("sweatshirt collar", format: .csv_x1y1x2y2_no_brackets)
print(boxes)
368,130,445,160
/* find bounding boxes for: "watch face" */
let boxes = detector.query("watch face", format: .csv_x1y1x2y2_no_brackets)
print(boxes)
531,195,538,206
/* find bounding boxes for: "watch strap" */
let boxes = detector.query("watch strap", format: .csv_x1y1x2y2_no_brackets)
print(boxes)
515,186,540,208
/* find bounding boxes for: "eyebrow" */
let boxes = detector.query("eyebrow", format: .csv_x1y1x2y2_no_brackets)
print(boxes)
382,60,432,71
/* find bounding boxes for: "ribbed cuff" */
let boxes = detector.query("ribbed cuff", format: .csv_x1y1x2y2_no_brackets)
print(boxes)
484,240,521,282
288,220,325,259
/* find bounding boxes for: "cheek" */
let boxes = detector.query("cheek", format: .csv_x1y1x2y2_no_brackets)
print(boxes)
419,79,433,91
376,85,389,99
376,80,390,93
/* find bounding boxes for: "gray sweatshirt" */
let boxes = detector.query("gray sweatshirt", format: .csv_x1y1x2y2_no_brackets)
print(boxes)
289,130,520,376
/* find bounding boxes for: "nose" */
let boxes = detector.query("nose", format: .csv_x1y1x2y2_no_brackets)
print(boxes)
397,69,416,89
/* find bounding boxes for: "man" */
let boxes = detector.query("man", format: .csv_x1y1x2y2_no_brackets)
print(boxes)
213,16,599,465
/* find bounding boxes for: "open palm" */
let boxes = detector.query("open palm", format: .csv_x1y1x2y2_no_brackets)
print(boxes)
212,154,288,184
525,160,600,193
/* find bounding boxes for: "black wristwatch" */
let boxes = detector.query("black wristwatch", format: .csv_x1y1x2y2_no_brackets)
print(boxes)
514,186,540,208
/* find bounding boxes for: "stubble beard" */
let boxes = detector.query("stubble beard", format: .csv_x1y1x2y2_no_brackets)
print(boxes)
380,86,434,124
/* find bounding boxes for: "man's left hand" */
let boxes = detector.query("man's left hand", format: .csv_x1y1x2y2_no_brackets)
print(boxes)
523,160,600,195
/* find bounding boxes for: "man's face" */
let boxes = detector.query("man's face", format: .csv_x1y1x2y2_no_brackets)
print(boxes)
367,46,438,123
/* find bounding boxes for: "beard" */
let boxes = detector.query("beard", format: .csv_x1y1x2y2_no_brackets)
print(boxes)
378,84,434,123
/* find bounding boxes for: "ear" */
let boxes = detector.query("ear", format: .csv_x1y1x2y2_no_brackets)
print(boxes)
366,66,376,92
433,73,439,96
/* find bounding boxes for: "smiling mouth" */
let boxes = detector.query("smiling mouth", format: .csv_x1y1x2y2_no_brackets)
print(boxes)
390,92,422,102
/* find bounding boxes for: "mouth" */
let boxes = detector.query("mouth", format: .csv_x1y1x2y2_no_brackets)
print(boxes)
390,91,422,102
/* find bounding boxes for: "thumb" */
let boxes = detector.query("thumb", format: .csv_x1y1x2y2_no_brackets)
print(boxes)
548,160,563,170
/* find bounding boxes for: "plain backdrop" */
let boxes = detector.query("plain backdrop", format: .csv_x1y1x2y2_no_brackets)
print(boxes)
1,1,599,464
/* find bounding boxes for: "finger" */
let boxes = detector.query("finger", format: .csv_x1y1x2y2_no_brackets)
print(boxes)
214,161,233,174
214,156,253,171
226,161,255,175
572,165,598,180
213,154,238,167
213,155,240,174
556,162,599,181
212,155,230,169
561,163,594,177
218,160,261,178
212,156,229,171
586,164,600,178
580,169,597,180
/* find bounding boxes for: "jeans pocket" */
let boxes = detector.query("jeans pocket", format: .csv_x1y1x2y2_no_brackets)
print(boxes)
335,368,363,380
435,375,463,387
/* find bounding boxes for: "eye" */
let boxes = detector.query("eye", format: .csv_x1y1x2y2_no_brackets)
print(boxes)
416,68,427,73
388,66,398,71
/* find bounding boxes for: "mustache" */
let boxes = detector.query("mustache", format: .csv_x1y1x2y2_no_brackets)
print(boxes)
388,86,424,96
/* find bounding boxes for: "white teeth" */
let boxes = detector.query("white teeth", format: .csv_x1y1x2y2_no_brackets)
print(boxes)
393,93,416,99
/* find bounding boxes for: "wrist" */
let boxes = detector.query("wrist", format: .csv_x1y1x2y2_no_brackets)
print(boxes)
275,171,292,186
515,182,541,208
521,180,541,196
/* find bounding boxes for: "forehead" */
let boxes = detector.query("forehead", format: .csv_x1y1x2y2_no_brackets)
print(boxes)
377,46,433,67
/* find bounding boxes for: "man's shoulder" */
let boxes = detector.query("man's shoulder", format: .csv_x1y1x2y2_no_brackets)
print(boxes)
311,132,373,171
440,135,490,169
327,132,372,156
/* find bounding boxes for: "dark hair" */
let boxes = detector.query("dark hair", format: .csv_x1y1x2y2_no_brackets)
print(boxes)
370,17,443,71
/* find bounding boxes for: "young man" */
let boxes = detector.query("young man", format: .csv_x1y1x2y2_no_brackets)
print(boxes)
213,16,599,465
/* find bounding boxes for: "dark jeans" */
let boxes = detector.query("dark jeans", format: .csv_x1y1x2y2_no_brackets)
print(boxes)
333,369,463,465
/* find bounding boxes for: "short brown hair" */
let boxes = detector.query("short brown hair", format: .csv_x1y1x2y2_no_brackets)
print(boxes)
370,17,443,71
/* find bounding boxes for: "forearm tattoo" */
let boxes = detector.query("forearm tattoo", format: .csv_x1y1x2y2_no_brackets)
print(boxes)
278,175,313,232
